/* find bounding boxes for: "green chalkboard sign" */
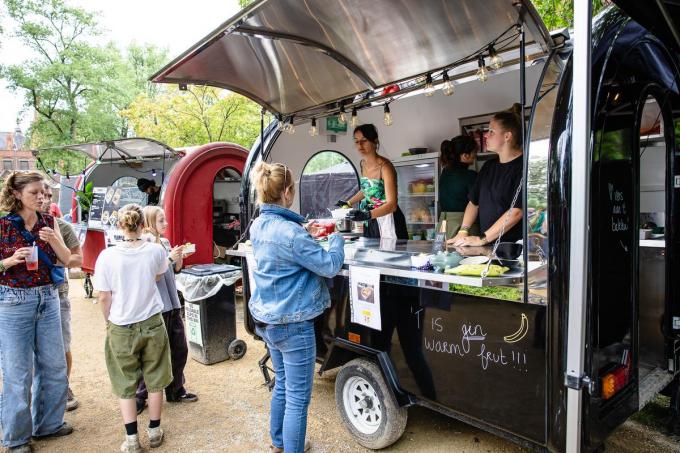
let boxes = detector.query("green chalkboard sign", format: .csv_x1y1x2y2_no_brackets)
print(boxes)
326,116,348,133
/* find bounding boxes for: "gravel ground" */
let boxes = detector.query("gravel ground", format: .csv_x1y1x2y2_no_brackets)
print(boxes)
11,278,680,452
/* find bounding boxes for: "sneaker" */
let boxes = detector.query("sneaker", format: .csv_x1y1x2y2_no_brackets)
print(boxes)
9,444,32,452
136,398,146,415
120,434,142,453
147,426,164,448
168,392,198,403
32,422,73,439
269,439,311,452
66,387,79,411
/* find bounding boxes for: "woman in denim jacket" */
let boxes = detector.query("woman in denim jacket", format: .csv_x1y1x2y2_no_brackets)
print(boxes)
249,162,345,453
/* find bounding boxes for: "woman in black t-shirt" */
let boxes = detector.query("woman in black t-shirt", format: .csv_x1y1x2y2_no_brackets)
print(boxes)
447,105,524,246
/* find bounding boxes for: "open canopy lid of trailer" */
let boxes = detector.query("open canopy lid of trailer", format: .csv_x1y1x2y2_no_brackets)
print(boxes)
35,138,181,164
613,0,680,51
151,0,554,118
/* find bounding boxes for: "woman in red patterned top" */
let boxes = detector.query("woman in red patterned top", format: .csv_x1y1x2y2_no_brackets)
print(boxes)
0,171,73,452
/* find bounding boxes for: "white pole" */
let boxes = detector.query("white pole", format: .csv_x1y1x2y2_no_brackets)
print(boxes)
565,0,593,452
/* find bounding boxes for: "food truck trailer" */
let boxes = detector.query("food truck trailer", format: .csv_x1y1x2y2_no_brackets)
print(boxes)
34,138,248,295
151,0,680,450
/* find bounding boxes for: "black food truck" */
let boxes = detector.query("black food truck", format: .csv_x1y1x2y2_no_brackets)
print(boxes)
151,0,680,451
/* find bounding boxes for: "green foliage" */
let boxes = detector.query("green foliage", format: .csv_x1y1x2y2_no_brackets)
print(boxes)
303,152,348,174
121,85,261,149
238,0,256,9
532,0,611,30
1,0,169,173
76,180,93,212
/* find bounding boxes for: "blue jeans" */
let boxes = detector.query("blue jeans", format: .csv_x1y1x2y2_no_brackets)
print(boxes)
0,285,68,447
256,320,316,453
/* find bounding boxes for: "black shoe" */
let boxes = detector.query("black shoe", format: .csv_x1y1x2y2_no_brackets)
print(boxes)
167,392,198,403
136,398,146,415
33,422,73,439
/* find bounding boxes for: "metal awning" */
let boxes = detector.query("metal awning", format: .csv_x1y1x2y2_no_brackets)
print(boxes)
151,0,553,117
35,138,180,163
613,0,680,51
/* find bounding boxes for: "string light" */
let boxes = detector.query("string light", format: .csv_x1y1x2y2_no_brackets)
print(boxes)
424,73,435,97
441,70,454,96
286,116,295,134
383,104,393,126
350,108,358,128
277,114,286,131
338,104,347,124
309,118,318,137
488,44,503,70
476,55,489,83
152,169,157,177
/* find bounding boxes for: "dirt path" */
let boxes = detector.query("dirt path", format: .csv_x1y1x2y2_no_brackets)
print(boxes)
25,279,680,452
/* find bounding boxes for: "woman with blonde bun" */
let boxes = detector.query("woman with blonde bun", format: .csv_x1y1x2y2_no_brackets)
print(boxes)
249,161,345,453
94,203,172,452
135,206,197,414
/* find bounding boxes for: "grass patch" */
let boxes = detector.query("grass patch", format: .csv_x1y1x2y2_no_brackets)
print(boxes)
632,395,671,432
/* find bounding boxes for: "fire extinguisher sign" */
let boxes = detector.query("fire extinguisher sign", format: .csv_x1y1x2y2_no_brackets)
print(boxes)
185,302,203,346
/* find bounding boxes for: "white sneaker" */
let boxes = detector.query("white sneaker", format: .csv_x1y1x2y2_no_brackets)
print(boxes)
147,426,164,448
120,434,141,453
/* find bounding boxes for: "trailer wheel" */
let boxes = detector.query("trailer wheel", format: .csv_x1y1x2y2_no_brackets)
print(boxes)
335,358,407,450
227,339,247,360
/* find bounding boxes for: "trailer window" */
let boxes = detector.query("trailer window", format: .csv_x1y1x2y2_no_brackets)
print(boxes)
524,54,565,304
299,151,359,219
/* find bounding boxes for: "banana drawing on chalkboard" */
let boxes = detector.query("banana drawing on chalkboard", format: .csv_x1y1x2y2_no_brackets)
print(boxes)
503,313,528,344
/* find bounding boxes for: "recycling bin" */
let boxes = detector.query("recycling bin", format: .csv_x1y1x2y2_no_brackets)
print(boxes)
176,264,246,365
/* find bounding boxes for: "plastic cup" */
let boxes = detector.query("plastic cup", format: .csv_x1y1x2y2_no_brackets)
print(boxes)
26,245,38,271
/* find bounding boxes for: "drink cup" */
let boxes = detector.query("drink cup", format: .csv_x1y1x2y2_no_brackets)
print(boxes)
26,245,39,271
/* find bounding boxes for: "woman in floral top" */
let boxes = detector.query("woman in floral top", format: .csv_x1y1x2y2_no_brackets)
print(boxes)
0,171,73,452
343,124,408,239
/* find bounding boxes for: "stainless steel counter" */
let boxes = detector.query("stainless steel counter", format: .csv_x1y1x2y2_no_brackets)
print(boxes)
227,238,545,288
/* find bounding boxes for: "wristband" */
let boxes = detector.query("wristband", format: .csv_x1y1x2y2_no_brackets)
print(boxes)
480,233,488,245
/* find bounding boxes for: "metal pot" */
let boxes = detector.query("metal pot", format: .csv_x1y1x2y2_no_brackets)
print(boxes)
336,218,352,232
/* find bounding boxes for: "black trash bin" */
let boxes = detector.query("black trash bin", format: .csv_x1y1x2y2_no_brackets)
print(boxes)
177,264,246,365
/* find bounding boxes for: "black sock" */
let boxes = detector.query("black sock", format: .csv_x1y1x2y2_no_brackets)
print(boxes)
124,421,138,436
149,419,160,429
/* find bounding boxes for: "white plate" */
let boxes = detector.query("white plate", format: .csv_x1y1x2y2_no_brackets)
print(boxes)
459,256,489,265
330,208,352,219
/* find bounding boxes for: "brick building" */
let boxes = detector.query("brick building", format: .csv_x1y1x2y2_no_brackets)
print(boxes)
0,127,37,178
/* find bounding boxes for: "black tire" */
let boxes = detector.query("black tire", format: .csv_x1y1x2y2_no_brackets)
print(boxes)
334,358,407,450
227,338,247,360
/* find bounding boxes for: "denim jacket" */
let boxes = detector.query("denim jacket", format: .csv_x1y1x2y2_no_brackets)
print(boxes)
249,204,345,324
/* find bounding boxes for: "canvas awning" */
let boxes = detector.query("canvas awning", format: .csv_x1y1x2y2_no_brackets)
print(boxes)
151,0,553,117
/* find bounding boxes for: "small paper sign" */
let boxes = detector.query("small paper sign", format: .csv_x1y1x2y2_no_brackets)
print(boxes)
185,302,203,346
349,266,382,331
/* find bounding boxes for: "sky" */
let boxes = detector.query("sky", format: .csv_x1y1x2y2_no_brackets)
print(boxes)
0,0,242,133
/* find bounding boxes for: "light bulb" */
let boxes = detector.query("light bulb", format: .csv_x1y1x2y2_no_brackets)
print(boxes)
152,169,157,177
424,73,435,97
277,115,286,131
477,56,488,83
338,104,347,124
350,108,358,128
488,45,503,70
441,70,454,96
383,104,393,126
309,118,318,137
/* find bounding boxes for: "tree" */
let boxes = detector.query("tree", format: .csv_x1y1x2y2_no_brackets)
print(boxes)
532,0,611,30
121,85,261,149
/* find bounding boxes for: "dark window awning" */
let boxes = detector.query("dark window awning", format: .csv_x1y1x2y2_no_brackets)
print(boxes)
35,138,180,164
613,0,680,51
151,0,553,117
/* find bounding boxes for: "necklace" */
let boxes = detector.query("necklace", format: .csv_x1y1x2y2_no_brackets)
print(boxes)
121,238,141,242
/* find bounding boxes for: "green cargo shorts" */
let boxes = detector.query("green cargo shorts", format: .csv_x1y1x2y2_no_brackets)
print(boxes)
105,313,173,399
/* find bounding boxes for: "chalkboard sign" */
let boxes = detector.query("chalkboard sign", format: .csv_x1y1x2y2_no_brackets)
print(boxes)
88,187,107,230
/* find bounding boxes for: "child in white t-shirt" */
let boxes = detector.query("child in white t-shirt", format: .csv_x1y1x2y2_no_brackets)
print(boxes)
94,203,172,452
